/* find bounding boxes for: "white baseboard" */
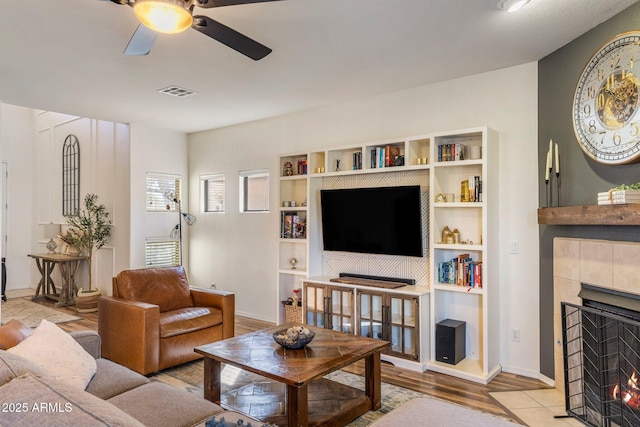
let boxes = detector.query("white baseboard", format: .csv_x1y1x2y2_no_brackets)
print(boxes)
235,309,276,324
500,364,543,380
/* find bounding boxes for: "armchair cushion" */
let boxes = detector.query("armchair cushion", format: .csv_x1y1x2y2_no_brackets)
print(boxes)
159,307,223,338
115,266,193,312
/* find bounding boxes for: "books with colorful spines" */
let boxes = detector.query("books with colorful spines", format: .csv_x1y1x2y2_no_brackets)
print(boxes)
292,215,306,239
386,145,400,167
468,175,476,202
282,212,296,238
456,254,471,286
473,262,482,288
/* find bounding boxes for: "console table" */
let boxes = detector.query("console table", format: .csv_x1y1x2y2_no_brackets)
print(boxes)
28,253,87,307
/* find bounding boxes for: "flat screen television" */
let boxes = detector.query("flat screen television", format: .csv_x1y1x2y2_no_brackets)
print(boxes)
320,185,423,257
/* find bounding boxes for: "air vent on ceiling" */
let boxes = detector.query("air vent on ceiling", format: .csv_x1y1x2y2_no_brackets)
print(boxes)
158,85,198,98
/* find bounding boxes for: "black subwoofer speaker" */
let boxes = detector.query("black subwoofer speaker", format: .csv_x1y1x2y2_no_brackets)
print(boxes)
435,319,466,365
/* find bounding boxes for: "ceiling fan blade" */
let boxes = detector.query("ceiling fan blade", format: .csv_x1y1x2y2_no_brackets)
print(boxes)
124,24,159,56
192,15,272,60
195,0,283,9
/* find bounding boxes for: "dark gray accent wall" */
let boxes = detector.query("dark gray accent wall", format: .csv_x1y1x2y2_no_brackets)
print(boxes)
538,3,640,379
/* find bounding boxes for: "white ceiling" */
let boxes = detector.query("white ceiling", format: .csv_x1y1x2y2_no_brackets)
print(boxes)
0,0,638,133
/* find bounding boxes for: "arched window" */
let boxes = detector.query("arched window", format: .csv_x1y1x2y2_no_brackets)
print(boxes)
62,134,80,216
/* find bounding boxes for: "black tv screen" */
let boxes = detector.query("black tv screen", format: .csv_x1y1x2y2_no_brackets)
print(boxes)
320,185,423,257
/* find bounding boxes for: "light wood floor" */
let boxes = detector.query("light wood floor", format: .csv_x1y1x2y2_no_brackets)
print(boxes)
28,297,548,424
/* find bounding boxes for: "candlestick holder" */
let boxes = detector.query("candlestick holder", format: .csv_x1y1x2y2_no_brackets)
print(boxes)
556,172,561,207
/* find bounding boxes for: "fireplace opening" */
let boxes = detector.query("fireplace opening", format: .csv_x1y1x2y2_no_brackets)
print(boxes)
562,284,640,427
580,284,640,322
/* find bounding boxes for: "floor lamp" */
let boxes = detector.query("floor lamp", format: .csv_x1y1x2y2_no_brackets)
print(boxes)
164,191,197,266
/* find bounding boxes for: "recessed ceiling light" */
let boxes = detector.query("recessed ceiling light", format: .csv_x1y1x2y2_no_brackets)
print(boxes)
158,85,198,98
497,0,530,12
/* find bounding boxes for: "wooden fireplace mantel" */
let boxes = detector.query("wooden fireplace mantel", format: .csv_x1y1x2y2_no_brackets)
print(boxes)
538,205,640,225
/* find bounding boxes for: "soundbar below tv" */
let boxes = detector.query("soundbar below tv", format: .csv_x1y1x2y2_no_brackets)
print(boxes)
320,185,423,257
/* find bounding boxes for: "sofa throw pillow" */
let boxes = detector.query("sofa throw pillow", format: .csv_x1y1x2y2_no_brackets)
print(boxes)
7,319,97,389
0,319,32,350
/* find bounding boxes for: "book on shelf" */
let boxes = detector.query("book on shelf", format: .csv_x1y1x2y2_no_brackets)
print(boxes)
597,190,640,205
296,159,307,175
280,212,306,239
352,152,362,170
437,254,482,288
460,180,469,202
437,144,466,162
385,145,400,167
458,176,481,202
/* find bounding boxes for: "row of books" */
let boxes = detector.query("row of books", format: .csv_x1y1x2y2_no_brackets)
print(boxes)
280,212,306,239
296,159,308,175
370,145,402,168
437,254,482,288
460,176,482,202
437,144,465,162
352,152,363,170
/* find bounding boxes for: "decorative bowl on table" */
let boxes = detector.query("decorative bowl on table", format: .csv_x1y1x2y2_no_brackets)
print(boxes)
273,326,315,349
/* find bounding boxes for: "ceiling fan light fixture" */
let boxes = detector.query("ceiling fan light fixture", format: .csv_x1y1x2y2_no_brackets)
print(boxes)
134,0,193,34
496,0,530,12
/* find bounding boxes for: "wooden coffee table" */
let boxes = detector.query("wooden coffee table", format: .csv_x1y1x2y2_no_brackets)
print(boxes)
195,323,389,426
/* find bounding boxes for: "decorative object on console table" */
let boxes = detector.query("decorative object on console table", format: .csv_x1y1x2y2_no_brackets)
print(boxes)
63,193,112,313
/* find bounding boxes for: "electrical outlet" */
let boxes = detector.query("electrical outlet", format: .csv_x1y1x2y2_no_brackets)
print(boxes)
511,328,520,342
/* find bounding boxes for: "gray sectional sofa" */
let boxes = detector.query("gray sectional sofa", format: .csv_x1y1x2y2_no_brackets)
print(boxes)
0,329,264,426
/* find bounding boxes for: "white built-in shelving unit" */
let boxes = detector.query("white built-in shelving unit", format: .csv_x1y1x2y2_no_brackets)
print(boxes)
277,127,499,382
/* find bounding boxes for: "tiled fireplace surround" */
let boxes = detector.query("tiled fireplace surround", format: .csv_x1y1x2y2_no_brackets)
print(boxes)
553,237,640,395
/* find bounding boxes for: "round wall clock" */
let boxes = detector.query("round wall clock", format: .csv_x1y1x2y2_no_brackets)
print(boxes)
573,31,640,164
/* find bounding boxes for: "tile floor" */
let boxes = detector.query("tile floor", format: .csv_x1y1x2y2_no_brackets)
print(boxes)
490,389,583,427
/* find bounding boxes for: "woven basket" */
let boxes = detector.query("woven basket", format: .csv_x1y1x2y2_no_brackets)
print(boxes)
281,301,302,323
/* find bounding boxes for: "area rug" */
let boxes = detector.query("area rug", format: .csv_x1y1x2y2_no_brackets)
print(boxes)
1,299,81,327
152,360,443,426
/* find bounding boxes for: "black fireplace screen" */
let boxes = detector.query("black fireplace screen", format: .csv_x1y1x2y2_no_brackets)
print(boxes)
562,302,640,426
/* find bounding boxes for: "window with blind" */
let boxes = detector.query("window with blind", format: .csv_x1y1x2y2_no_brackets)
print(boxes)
200,173,225,213
145,238,180,267
239,169,269,213
146,173,181,212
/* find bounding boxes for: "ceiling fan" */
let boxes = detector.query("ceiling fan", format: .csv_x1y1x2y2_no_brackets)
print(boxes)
108,0,282,60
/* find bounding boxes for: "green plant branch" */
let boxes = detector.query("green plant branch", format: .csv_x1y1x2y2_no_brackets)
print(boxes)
62,194,112,291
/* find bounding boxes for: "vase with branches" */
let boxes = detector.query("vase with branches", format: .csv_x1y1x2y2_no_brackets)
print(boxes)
62,193,111,292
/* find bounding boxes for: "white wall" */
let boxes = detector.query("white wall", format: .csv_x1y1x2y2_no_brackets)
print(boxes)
129,123,188,270
0,104,34,291
188,62,541,377
0,108,132,296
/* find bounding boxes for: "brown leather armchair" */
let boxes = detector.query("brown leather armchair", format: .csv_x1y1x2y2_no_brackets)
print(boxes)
98,266,234,375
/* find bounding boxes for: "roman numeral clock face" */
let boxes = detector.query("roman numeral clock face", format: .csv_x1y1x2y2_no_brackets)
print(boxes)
573,31,640,164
